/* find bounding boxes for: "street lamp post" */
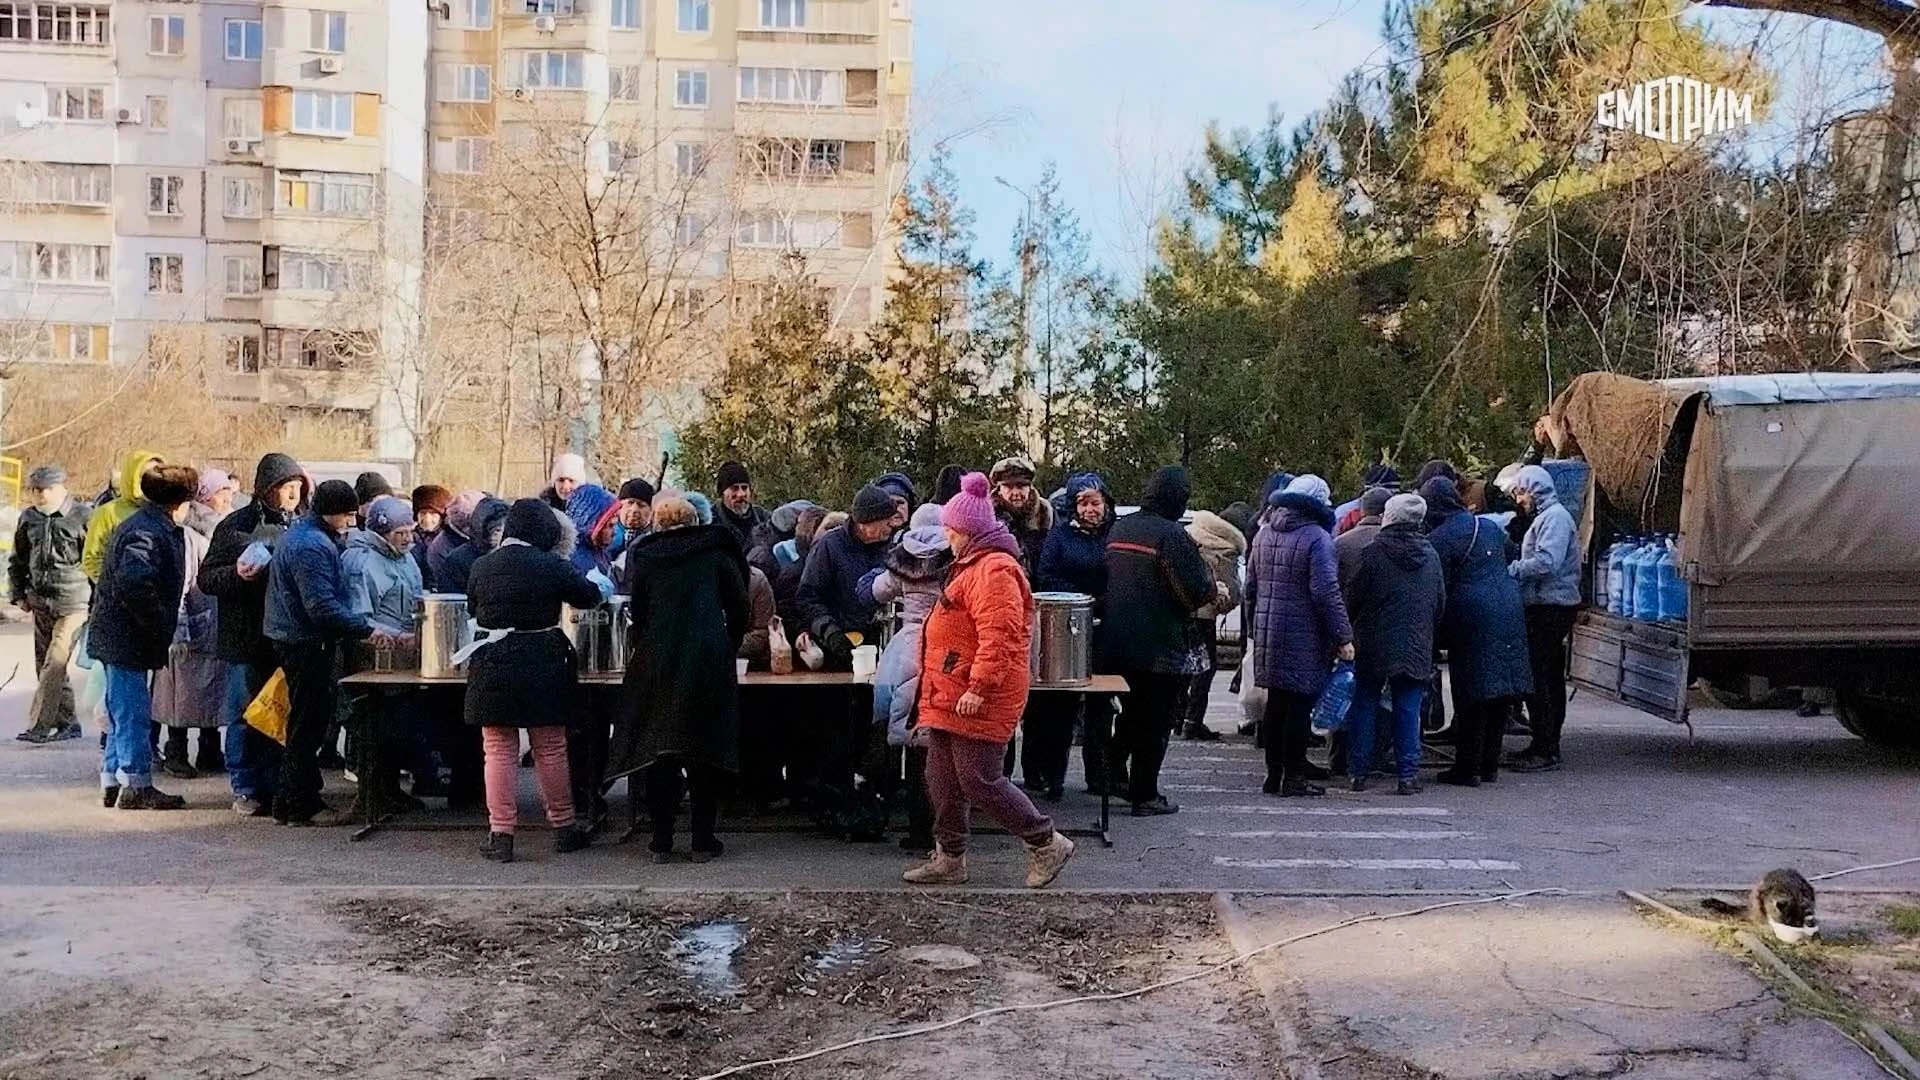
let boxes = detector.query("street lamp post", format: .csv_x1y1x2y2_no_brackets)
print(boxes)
996,176,1044,467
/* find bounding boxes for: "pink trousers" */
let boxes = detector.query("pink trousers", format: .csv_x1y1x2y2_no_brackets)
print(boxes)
481,726,574,835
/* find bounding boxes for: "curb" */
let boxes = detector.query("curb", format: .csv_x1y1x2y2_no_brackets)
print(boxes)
1211,890,1323,1080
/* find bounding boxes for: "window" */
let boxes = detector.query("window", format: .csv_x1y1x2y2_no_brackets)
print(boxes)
517,50,584,89
226,334,261,372
744,138,846,179
677,0,710,32
434,136,489,174
673,68,707,108
437,63,491,102
675,213,706,246
145,95,169,132
19,324,109,363
267,248,368,292
0,3,110,46
738,67,841,106
147,13,184,55
224,18,261,60
291,90,353,135
609,64,642,100
669,284,707,323
6,242,110,284
429,207,487,254
27,163,109,206
674,142,706,179
610,0,638,28
606,139,640,174
759,0,804,28
264,327,373,370
147,174,184,216
736,210,841,248
223,98,263,141
309,10,345,52
223,177,262,218
275,170,375,216
223,255,261,297
523,0,572,12
45,85,105,121
444,0,491,28
146,254,184,294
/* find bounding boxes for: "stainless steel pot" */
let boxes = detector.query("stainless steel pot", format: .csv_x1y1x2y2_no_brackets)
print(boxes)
1031,591,1094,687
417,593,471,678
566,596,631,675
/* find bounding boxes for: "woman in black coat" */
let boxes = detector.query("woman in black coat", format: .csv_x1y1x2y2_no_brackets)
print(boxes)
609,495,750,863
1422,477,1533,787
464,499,604,863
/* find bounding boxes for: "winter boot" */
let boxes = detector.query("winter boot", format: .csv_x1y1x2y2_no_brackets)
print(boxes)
1025,833,1076,889
903,849,969,885
101,785,120,809
116,786,187,810
160,729,197,780
480,832,515,863
553,825,591,854
690,839,724,864
195,730,225,773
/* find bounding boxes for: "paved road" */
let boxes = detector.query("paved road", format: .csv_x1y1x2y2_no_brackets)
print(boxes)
2,624,1916,894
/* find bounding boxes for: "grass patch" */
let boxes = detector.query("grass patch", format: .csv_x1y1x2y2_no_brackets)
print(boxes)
1882,904,1920,938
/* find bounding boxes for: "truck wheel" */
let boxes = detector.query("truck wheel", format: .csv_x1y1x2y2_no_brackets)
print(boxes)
1834,691,1920,749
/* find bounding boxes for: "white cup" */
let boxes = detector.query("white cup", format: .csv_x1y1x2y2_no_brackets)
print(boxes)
736,657,750,678
851,644,879,678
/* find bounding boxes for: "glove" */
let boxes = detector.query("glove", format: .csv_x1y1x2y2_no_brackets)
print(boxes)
822,628,855,664
586,568,615,603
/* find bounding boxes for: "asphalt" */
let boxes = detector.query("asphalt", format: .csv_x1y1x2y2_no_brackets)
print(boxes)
1,623,1917,894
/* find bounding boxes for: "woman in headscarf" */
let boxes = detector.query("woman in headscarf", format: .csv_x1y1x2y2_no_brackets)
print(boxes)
464,499,605,862
1249,475,1352,797
611,494,750,863
903,473,1076,888
1422,477,1533,786
1035,472,1114,797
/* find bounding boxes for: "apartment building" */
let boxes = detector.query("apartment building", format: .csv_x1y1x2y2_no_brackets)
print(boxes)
0,0,909,465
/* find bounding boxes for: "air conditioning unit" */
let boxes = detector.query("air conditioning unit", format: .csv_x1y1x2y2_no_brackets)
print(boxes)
225,137,258,154
317,55,345,74
533,13,556,31
114,107,140,125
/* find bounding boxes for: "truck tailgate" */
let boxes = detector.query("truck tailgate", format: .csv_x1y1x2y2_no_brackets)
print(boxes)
1570,610,1690,723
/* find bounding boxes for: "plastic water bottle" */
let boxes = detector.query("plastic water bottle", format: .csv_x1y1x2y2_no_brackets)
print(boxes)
1606,537,1635,615
1656,537,1687,623
1631,539,1663,621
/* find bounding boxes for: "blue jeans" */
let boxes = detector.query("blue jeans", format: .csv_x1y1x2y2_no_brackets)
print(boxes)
1348,674,1427,782
101,664,155,789
223,663,281,800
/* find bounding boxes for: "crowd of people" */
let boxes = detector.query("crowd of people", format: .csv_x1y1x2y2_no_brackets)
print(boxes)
7,444,1584,887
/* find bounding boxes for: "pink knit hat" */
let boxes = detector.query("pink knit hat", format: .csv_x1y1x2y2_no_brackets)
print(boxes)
940,472,999,536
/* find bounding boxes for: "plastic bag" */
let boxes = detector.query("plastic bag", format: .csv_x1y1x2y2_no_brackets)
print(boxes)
1310,661,1355,735
66,620,105,725
586,568,615,603
795,630,825,671
768,616,794,675
1238,663,1267,732
243,668,291,745
238,541,272,574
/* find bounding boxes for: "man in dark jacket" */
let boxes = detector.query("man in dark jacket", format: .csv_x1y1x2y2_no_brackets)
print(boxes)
713,460,771,553
10,464,91,743
989,456,1051,576
1334,486,1392,601
201,452,308,816
92,465,200,810
1096,466,1215,816
265,479,381,826
1345,494,1445,795
796,485,893,669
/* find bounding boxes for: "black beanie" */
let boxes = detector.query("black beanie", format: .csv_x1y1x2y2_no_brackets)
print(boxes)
619,477,656,503
312,480,358,517
354,471,393,506
715,460,751,492
851,484,896,525
502,497,562,551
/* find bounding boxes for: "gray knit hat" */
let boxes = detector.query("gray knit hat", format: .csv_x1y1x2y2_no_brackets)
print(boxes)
1383,493,1427,529
1360,485,1393,517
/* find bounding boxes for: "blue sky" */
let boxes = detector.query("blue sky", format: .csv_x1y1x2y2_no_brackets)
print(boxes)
912,0,1388,279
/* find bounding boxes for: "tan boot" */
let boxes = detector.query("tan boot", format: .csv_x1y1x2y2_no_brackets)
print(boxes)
1025,833,1076,889
903,849,969,885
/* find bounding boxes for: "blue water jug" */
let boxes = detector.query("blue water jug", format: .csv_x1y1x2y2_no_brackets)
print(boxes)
1606,538,1635,615
1656,537,1687,622
1631,540,1663,621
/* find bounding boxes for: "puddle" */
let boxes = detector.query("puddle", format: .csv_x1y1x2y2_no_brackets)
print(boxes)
670,920,746,997
810,938,874,975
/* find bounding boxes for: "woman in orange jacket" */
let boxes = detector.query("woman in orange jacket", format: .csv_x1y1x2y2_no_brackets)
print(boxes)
904,472,1076,889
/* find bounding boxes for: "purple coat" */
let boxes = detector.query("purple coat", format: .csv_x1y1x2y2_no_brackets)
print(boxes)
1250,493,1353,696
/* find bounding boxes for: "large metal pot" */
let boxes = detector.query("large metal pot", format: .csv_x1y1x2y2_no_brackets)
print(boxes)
1031,592,1094,687
417,594,471,678
566,596,630,675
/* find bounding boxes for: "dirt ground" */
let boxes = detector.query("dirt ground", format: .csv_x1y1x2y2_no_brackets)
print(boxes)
0,889,1277,1080
1763,892,1920,1052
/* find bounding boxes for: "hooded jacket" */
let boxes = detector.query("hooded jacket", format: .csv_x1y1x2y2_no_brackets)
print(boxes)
201,453,309,668
1037,472,1112,598
1186,509,1247,620
1426,483,1533,703
857,527,954,746
81,450,163,582
796,522,889,652
89,503,187,671
437,497,510,594
464,500,605,730
1508,466,1581,607
917,545,1033,744
1250,491,1353,696
564,484,617,577
1096,466,1214,673
10,495,91,614
1346,523,1446,683
265,512,373,646
1334,513,1383,601
342,528,425,634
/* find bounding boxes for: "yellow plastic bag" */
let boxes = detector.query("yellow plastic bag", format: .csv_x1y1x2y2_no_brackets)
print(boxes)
244,668,291,745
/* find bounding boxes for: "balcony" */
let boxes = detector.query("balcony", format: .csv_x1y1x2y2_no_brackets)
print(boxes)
0,2,112,51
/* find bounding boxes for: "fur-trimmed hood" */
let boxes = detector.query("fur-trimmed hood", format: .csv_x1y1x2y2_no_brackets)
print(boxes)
1186,509,1248,559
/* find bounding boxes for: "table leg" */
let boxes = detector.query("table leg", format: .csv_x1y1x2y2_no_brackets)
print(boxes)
1057,692,1113,848
351,687,392,842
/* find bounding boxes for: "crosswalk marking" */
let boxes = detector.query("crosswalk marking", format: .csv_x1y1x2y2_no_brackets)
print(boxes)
1215,857,1520,871
1164,784,1257,793
1163,755,1265,764
1190,829,1473,840
1188,805,1453,816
